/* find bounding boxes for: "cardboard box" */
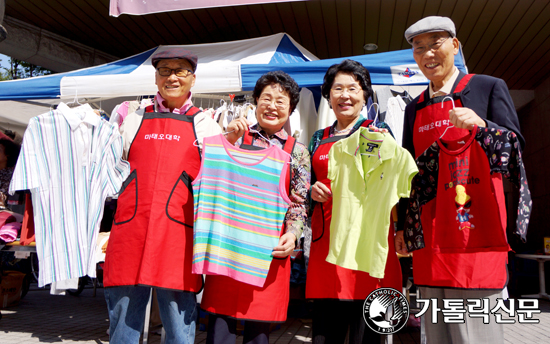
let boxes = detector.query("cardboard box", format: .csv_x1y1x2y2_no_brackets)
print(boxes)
545,238,550,255
1,271,26,308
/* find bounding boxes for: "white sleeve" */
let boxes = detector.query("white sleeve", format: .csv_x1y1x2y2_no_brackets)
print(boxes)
9,117,44,194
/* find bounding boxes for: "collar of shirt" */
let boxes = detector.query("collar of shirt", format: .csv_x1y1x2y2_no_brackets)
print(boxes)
154,91,193,114
329,116,367,137
429,67,459,98
342,127,396,180
342,127,395,161
57,102,100,130
248,124,288,149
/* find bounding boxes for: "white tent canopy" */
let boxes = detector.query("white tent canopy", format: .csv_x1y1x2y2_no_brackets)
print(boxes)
0,33,318,101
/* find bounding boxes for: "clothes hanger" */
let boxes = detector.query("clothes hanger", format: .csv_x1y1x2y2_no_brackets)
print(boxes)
439,95,456,139
367,102,380,124
365,102,389,135
66,90,82,108
223,126,272,147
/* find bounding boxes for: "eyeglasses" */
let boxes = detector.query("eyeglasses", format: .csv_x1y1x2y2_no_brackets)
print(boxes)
156,67,194,77
412,36,451,55
258,97,289,110
331,85,362,96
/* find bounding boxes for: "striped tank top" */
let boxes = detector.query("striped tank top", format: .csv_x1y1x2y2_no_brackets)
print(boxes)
192,134,291,287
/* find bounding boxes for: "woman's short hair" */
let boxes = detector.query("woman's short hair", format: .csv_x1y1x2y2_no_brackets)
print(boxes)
321,59,373,102
252,71,300,114
0,138,20,168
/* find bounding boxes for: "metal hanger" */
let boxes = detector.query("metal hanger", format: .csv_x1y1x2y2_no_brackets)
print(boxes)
367,102,380,124
439,95,456,139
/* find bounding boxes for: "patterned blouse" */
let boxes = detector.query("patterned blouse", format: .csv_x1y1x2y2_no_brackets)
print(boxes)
0,166,14,205
236,124,311,240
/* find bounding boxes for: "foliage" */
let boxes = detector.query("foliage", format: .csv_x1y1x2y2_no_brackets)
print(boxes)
0,58,52,80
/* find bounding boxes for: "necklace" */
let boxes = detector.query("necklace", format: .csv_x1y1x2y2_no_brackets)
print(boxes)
334,127,351,134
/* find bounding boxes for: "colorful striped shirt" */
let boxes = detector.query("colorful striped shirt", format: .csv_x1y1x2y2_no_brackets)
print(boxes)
9,103,130,287
192,134,291,287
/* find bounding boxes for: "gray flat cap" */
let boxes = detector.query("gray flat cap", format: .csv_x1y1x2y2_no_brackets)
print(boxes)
405,16,456,44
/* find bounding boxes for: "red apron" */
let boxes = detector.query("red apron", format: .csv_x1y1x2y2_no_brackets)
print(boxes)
200,131,296,322
306,121,402,300
412,75,509,289
104,106,203,292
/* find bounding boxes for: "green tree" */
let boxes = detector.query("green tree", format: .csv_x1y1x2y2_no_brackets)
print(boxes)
1,58,52,80
19,60,52,78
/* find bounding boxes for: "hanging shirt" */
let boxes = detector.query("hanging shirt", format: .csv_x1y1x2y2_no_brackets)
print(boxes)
404,126,531,252
326,127,417,278
385,96,407,146
236,124,310,241
9,103,130,287
192,134,291,287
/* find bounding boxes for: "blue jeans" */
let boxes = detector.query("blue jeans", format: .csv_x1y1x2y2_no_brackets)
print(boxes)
105,285,197,344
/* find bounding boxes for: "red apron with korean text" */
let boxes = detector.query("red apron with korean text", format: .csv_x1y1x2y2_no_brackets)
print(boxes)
306,121,402,300
412,75,509,289
199,131,296,322
104,106,203,292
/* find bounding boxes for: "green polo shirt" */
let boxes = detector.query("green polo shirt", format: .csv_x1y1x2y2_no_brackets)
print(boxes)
326,127,417,278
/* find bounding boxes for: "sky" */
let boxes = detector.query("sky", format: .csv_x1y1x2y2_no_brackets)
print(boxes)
0,53,10,69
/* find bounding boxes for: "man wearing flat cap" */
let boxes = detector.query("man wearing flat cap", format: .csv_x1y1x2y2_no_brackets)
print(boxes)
395,16,525,343
104,48,221,344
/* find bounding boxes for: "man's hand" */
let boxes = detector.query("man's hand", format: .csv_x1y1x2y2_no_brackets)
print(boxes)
311,181,332,203
394,230,410,255
225,117,252,144
272,232,297,258
449,107,486,130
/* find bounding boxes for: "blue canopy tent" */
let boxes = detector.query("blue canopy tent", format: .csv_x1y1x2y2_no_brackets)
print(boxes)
241,47,468,90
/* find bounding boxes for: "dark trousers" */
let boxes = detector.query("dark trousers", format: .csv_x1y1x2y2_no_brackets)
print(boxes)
206,314,271,344
312,299,381,344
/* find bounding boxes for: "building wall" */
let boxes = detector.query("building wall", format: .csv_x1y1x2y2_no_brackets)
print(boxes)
505,78,550,296
516,76,550,253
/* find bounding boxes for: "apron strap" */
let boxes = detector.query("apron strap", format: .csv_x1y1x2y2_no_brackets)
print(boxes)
453,74,475,93
418,74,476,104
239,130,259,151
145,104,202,116
319,119,373,145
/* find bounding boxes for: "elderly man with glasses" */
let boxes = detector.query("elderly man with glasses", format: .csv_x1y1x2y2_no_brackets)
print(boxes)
103,48,221,344
395,16,525,344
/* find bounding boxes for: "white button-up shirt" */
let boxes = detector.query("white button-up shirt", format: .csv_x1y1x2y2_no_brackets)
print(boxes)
10,103,130,287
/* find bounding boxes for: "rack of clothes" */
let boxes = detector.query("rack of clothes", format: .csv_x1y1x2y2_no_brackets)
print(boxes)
7,100,130,295
372,86,414,146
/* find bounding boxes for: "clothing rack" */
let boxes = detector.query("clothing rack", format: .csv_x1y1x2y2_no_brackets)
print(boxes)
194,93,252,102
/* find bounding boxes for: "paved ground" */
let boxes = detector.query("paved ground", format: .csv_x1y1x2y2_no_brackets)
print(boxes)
0,284,549,343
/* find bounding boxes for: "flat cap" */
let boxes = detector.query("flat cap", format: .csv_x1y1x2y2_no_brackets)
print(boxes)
404,16,456,44
151,48,198,72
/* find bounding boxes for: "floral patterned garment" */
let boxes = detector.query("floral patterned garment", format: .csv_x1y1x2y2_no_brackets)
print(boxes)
0,166,14,205
404,127,531,252
236,124,311,240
